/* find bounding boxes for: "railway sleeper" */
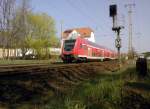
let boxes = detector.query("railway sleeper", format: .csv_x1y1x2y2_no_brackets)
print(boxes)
60,69,87,81
68,69,89,81
60,70,83,82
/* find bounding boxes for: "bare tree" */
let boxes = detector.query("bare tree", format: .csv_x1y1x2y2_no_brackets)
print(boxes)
12,0,31,58
0,0,16,59
0,0,31,59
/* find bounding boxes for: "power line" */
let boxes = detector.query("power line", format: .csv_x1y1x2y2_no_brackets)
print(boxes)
66,0,96,24
65,0,108,33
76,0,107,31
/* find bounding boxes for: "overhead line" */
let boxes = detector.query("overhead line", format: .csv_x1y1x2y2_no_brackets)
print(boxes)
78,0,111,32
65,0,108,33
66,0,95,24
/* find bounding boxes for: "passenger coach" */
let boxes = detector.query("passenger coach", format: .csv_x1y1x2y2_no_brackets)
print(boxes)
61,37,117,63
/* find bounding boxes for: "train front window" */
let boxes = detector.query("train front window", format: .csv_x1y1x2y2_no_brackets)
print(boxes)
64,39,76,51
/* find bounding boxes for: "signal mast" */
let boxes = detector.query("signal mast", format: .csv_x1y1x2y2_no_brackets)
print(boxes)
109,4,124,68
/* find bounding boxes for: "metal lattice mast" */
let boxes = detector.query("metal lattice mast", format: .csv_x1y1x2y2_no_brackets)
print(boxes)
125,4,135,56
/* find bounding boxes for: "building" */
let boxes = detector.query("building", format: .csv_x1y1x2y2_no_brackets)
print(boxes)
62,27,95,42
0,48,61,59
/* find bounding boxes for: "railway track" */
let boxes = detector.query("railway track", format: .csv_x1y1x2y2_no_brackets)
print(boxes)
0,61,120,106
0,61,119,75
0,62,73,75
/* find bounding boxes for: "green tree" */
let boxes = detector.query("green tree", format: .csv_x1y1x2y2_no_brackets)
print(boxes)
26,12,58,59
3,0,59,59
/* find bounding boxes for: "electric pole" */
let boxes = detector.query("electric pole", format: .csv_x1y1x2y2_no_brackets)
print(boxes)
60,20,64,54
60,20,63,40
125,4,135,58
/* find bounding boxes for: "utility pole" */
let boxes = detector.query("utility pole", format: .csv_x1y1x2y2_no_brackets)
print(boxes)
125,4,135,58
60,20,64,54
60,20,63,40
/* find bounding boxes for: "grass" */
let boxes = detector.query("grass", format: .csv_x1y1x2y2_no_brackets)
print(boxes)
0,59,52,65
39,71,125,109
0,56,62,65
41,62,150,109
0,60,150,109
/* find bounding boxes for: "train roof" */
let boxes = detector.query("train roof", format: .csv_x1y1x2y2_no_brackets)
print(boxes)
84,38,115,52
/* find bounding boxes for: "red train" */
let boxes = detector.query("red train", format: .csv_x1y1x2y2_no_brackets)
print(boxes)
61,37,117,63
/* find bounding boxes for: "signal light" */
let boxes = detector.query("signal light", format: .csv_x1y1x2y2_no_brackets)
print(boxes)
109,5,117,17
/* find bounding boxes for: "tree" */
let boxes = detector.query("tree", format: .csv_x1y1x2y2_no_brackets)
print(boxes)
0,0,16,58
0,0,59,59
11,0,30,58
26,12,58,59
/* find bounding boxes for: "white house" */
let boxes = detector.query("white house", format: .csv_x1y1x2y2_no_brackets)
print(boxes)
62,27,95,42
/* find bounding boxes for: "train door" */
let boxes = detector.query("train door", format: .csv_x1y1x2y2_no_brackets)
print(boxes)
88,47,92,57
83,45,88,56
102,50,105,58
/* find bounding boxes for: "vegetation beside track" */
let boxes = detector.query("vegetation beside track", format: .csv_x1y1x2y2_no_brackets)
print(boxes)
42,66,150,109
0,61,149,109
0,59,62,65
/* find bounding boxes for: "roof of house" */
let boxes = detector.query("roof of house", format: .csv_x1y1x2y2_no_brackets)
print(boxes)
62,27,93,39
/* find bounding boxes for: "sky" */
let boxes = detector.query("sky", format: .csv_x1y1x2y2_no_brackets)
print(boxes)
30,0,150,53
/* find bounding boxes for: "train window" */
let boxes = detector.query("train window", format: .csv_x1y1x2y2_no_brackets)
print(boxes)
64,39,76,51
92,50,96,56
83,45,87,50
97,49,100,56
